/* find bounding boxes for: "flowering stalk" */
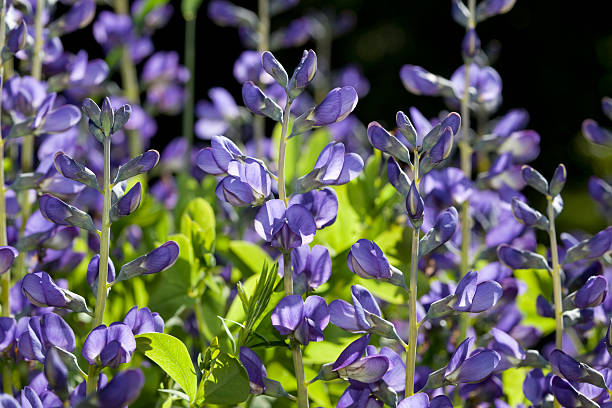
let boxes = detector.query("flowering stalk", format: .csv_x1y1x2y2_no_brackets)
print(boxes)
253,0,270,159
182,16,196,168
86,133,112,394
114,0,142,157
405,152,420,397
276,92,308,406
547,197,563,350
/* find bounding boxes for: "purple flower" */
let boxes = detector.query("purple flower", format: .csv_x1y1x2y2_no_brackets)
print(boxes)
215,159,271,206
6,21,27,54
254,200,316,251
498,130,541,163
39,194,96,233
296,142,364,192
331,335,390,383
0,246,18,275
240,346,267,394
97,369,145,408
564,227,612,264
17,313,76,363
115,241,180,282
110,182,142,219
261,51,289,88
450,63,502,111
123,306,164,335
53,151,99,191
337,385,383,408
208,0,257,28
551,375,598,408
194,88,240,140
142,51,189,114
288,188,338,229
399,394,455,408
242,81,283,122
21,271,90,313
462,28,480,59
549,349,607,389
0,317,16,352
444,337,501,384
368,121,412,164
239,346,291,398
196,135,244,175
287,49,317,96
522,369,548,406
583,119,612,146
329,285,382,332
400,65,441,96
233,51,273,84
511,197,548,229
574,275,607,308
476,0,516,21
488,328,526,371
347,239,391,280
44,347,68,394
279,245,331,294
87,255,116,294
271,294,329,346
311,87,358,126
82,323,136,368
20,387,43,408
450,271,503,313
66,50,109,93
407,181,425,228
336,65,370,98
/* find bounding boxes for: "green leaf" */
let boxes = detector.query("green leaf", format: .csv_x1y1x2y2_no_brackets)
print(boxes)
202,352,250,404
180,197,215,252
227,240,272,276
135,333,197,403
502,367,529,406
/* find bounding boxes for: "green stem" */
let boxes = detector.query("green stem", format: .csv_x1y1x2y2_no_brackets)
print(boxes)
547,197,563,350
282,254,308,407
253,0,270,158
0,0,11,394
114,0,141,157
182,17,196,168
405,152,420,397
86,136,112,395
457,0,476,343
276,97,292,204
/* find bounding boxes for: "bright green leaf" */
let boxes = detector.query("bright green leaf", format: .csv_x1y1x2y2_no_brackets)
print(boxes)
135,333,198,403
203,353,250,404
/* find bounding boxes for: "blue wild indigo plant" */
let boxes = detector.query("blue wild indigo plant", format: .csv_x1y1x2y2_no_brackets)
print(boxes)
0,0,608,407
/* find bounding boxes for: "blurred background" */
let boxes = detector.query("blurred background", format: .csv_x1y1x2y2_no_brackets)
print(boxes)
67,0,612,232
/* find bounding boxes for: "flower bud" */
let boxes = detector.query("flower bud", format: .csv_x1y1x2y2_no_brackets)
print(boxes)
462,28,480,59
400,64,440,96
114,150,160,183
574,275,607,308
288,49,317,98
261,51,288,88
115,241,180,282
54,152,99,191
549,163,566,196
406,181,424,228
521,165,549,196
311,87,358,127
396,110,417,147
100,97,114,136
0,246,18,275
242,81,283,122
111,182,142,220
347,240,391,280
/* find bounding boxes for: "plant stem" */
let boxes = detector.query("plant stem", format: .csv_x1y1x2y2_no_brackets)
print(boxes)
114,0,141,157
547,197,563,350
253,0,270,158
276,97,292,204
405,152,420,397
0,0,11,394
182,16,196,168
547,196,563,408
457,0,476,343
86,136,112,395
282,254,308,407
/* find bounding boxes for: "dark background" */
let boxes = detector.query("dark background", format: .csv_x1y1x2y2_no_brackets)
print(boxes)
77,1,612,231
